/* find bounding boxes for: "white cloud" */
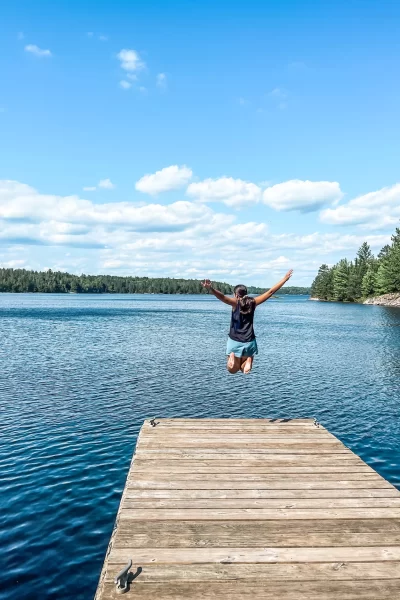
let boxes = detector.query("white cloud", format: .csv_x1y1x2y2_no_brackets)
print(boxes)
25,44,52,57
187,177,262,208
136,165,193,195
127,73,137,81
117,49,145,72
139,86,147,94
320,183,400,230
87,32,94,38
98,179,115,190
1,178,395,286
0,180,215,237
17,32,24,40
120,80,132,90
262,180,343,212
83,179,115,191
156,73,167,89
98,35,108,41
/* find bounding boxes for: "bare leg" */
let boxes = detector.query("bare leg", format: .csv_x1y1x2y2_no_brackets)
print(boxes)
240,356,254,374
227,353,241,374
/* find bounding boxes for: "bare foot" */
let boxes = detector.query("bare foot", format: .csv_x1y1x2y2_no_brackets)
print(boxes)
243,357,253,374
227,352,235,369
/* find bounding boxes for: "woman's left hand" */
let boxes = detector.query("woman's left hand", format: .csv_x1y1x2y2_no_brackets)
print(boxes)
285,269,294,280
202,279,212,288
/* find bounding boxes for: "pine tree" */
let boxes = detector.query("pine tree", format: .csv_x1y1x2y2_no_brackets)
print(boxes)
333,259,350,301
362,267,377,297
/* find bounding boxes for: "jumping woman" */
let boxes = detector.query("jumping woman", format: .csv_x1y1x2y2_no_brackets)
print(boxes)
202,270,293,374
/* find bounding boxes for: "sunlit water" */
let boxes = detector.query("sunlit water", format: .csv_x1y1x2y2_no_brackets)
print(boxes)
1,293,400,599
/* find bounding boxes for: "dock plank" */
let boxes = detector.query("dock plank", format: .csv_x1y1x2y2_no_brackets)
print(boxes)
99,580,400,599
95,418,400,600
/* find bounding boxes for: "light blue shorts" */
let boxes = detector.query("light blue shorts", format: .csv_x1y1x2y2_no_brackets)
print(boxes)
226,336,258,358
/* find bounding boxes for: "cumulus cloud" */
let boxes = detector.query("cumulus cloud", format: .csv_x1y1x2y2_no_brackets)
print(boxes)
25,44,52,57
1,178,394,286
136,165,193,195
117,49,145,72
262,180,343,212
120,80,132,90
0,180,215,241
187,177,262,208
320,183,400,230
83,186,96,192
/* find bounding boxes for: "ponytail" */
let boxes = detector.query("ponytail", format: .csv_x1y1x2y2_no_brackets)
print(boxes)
234,284,255,314
239,294,256,314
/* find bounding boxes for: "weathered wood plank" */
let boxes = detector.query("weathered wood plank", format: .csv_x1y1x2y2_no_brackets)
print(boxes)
138,439,342,447
122,498,400,510
127,479,393,489
136,447,354,455
114,531,400,549
133,458,367,468
99,580,400,599
149,419,316,425
143,434,336,441
114,520,400,548
135,450,360,460
148,427,329,434
132,466,374,475
108,545,400,563
128,488,400,499
130,472,380,481
119,508,400,520
116,519,400,537
104,562,400,581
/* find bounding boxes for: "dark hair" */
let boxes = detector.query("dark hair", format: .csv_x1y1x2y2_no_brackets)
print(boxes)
234,284,256,314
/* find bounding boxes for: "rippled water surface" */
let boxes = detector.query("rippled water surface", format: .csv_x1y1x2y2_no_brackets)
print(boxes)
1,293,400,599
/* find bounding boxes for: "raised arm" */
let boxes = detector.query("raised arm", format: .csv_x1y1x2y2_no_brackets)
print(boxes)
202,279,236,306
255,270,293,306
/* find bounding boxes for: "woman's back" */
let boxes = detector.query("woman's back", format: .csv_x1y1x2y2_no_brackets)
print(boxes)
229,301,256,343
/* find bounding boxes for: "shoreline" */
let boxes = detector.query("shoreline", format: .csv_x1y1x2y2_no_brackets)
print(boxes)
309,292,400,308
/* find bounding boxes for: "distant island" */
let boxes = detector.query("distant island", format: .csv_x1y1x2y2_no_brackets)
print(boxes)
0,268,310,296
311,226,400,306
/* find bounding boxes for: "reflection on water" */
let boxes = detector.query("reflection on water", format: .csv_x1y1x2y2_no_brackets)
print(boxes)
0,293,399,599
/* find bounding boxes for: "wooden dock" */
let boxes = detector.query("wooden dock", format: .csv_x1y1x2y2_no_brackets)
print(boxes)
95,418,400,599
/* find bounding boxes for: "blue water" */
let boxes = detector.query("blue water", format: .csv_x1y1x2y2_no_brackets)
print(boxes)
1,293,400,599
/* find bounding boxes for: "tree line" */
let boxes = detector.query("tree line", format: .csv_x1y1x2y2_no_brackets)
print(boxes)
0,268,310,296
311,226,400,302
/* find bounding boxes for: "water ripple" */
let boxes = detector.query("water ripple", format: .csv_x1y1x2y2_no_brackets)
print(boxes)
0,294,400,599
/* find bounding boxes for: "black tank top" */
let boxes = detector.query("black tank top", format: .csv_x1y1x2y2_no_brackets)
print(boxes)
229,302,256,343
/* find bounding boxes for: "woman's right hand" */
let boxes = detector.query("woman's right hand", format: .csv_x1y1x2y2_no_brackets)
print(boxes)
285,269,294,280
202,279,212,288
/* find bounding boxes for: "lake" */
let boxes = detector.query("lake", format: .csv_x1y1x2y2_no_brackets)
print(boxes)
1,293,400,599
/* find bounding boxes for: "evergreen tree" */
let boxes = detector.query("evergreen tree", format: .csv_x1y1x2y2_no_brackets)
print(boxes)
362,267,377,297
311,224,400,301
0,268,310,295
333,259,350,301
311,264,333,299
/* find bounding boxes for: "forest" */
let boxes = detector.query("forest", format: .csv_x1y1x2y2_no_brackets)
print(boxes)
311,226,400,302
0,269,310,296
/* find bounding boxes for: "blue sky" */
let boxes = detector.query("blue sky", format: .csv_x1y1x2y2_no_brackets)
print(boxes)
1,0,400,286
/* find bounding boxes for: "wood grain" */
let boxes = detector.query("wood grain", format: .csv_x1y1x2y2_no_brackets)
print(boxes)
95,418,400,600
